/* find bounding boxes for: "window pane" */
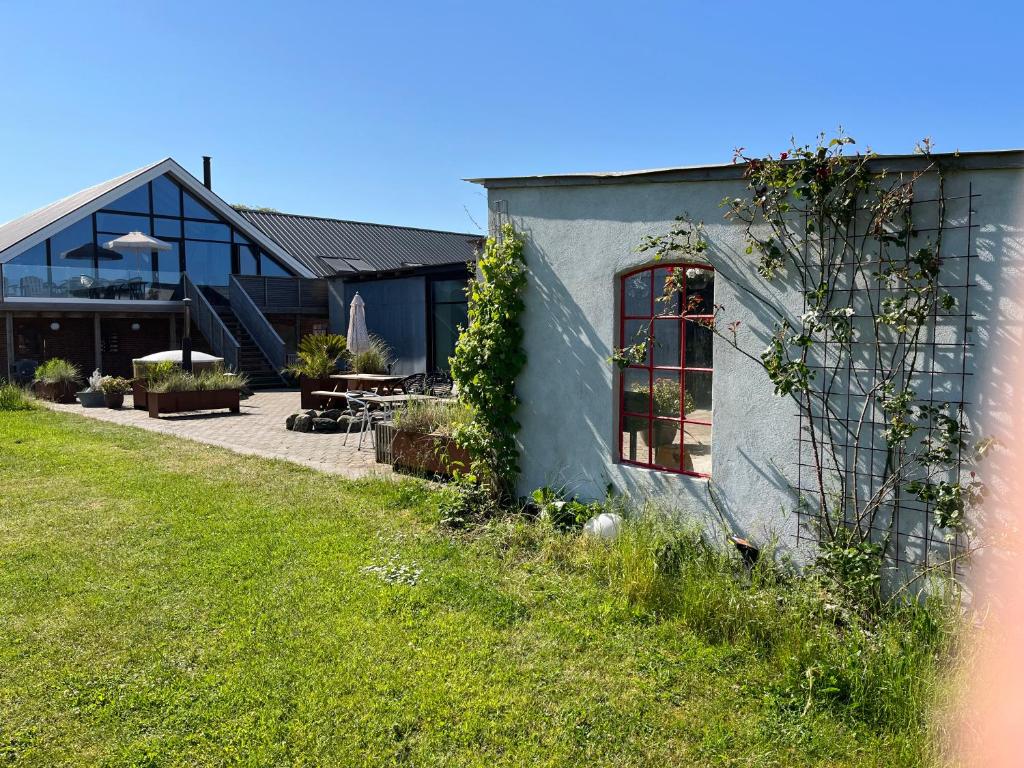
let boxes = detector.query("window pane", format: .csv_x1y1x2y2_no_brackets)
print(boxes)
623,270,651,316
683,421,712,475
684,320,713,368
432,279,466,303
432,299,469,374
233,230,250,246
154,217,182,238
654,267,683,315
3,242,48,297
237,244,259,275
96,212,150,235
152,175,181,216
51,218,99,296
652,371,681,417
185,240,231,286
185,220,230,241
685,370,712,419
260,253,289,276
104,183,150,214
621,415,650,465
622,368,650,415
652,318,681,368
652,419,681,471
685,267,714,316
183,190,217,220
154,242,182,299
622,319,650,365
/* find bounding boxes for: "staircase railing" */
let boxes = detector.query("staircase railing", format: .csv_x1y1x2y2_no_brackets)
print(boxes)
228,275,287,373
182,273,241,371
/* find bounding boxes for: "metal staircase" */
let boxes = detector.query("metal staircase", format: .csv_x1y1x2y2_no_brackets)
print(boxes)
199,287,287,389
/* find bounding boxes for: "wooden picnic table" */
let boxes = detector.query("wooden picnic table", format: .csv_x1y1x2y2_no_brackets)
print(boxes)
328,373,407,395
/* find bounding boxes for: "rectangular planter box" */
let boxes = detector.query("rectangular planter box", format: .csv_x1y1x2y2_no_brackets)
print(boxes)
300,375,338,409
33,381,78,404
391,429,470,477
147,388,241,418
132,380,148,410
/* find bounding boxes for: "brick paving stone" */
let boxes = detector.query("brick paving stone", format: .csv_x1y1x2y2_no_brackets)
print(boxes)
46,390,390,480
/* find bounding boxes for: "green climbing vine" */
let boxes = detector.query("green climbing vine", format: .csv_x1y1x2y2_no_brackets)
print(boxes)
450,222,528,501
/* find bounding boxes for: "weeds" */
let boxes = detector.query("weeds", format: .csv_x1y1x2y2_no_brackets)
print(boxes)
0,381,35,411
476,497,955,743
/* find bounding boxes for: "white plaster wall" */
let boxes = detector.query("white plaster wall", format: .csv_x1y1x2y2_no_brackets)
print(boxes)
490,166,1024,559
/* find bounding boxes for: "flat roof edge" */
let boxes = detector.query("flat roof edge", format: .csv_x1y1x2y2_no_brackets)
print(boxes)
467,149,1024,189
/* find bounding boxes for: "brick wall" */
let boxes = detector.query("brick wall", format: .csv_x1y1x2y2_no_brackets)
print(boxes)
13,317,96,377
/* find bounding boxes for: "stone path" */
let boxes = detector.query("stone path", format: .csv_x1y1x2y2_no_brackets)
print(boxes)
46,390,390,479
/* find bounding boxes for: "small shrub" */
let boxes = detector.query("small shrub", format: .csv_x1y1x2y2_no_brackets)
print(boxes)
437,479,501,529
0,381,35,411
33,358,81,385
137,361,180,386
98,376,132,395
351,336,392,375
286,333,348,378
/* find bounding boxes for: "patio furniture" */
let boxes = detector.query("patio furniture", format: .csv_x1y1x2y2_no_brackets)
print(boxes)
19,276,45,297
424,371,453,397
341,395,390,451
400,373,425,394
327,373,407,395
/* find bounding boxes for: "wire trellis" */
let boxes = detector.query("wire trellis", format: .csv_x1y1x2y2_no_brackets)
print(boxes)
794,182,978,568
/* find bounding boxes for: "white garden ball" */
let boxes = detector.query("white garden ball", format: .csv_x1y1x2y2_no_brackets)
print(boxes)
583,512,623,540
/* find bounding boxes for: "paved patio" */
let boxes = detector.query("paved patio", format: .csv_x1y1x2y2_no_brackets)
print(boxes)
46,390,390,479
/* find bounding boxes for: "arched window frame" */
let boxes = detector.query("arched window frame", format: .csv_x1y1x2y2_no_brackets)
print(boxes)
618,262,713,477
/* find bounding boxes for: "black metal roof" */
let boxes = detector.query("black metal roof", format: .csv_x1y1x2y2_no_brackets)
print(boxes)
236,209,482,278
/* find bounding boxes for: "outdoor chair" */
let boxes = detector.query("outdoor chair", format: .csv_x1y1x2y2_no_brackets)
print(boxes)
341,395,390,451
13,359,38,385
425,372,453,398
400,373,425,394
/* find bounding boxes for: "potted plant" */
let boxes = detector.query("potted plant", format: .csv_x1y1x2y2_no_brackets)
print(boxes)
99,376,132,409
145,369,247,418
77,369,107,408
389,398,471,476
32,358,81,403
132,360,179,410
626,379,695,444
286,333,348,409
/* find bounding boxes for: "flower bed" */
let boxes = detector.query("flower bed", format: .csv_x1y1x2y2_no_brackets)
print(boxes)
391,429,470,477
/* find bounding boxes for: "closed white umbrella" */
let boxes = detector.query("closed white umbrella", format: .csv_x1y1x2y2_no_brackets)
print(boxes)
347,292,371,354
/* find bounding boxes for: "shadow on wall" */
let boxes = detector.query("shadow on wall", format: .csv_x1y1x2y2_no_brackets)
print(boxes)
513,219,796,547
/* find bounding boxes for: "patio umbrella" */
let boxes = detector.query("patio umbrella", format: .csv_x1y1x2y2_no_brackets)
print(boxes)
347,292,371,354
102,231,172,255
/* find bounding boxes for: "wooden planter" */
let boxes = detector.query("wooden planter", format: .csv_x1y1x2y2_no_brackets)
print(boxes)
33,380,78,404
146,388,241,418
300,375,338,409
391,429,470,477
132,380,148,410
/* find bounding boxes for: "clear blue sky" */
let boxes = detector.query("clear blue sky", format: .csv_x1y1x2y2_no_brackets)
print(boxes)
2,1,1020,235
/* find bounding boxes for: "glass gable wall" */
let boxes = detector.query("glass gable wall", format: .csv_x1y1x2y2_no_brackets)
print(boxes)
2,174,294,300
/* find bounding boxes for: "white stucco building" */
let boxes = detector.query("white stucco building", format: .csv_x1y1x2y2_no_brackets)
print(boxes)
471,150,1024,563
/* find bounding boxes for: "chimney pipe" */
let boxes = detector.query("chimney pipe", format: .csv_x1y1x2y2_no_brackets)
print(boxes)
202,156,212,190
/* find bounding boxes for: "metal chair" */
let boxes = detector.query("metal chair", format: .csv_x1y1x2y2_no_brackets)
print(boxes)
341,395,389,451
425,371,453,397
400,373,425,394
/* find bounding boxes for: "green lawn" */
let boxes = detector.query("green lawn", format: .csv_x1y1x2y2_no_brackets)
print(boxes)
0,409,931,766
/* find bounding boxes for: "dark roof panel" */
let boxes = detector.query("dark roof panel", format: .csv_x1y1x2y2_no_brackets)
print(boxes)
237,209,482,278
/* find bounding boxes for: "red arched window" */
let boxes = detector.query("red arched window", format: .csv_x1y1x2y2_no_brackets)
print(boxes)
619,263,713,476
